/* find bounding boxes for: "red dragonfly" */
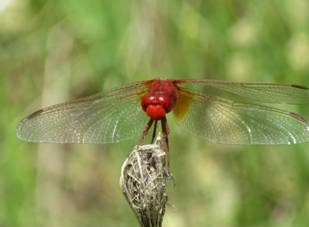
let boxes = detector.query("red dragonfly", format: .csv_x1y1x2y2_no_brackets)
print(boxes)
17,79,309,145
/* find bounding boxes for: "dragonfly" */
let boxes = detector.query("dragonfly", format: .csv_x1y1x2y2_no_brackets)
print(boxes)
17,79,309,146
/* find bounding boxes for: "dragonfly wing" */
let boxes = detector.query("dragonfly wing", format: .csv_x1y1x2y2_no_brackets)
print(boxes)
173,92,309,144
17,82,149,144
177,79,309,104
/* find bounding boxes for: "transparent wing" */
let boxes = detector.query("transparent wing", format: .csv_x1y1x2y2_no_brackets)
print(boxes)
17,82,149,144
173,92,309,144
176,79,309,104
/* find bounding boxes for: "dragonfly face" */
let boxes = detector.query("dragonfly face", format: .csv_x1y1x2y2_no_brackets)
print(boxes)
16,78,309,145
141,80,178,120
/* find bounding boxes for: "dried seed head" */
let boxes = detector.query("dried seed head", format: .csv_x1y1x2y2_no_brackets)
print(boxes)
120,135,170,227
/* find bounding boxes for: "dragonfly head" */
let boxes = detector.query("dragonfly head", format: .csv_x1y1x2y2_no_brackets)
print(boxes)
141,95,174,120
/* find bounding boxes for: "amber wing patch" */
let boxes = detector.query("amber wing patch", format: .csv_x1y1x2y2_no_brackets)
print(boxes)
173,89,193,119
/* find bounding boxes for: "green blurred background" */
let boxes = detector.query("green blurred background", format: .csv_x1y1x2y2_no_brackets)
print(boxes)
1,0,309,226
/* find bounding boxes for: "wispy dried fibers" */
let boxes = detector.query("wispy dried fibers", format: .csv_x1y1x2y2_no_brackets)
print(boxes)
120,135,170,227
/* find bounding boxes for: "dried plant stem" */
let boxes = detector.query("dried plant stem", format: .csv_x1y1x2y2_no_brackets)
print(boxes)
120,135,170,227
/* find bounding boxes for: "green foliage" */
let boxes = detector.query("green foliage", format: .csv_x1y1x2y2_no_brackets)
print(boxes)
1,0,309,226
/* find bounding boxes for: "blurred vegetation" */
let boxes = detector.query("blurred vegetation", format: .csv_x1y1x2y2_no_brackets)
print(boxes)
1,0,309,226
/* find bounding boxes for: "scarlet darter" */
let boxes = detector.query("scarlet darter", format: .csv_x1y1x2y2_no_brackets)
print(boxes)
17,79,309,148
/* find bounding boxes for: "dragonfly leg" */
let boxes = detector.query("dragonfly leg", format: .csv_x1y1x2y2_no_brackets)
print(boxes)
161,117,170,166
140,119,154,144
151,120,158,143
